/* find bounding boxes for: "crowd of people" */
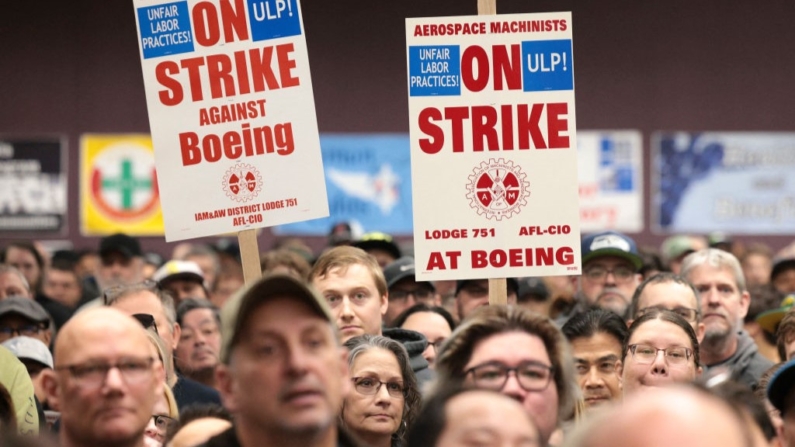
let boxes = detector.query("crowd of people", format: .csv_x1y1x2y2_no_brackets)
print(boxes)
1,227,795,447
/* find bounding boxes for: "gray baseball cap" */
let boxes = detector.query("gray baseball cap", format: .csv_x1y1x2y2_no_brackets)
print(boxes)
2,336,53,368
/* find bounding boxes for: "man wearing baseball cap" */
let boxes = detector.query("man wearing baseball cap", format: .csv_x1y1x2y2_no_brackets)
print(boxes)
382,256,438,326
211,274,361,447
0,296,54,347
2,336,54,411
454,278,519,321
558,231,643,325
153,260,209,303
96,232,145,291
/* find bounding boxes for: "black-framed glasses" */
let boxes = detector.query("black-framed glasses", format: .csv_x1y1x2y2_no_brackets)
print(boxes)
582,265,635,283
131,313,159,335
103,279,160,305
151,414,177,433
465,360,555,392
351,376,406,398
637,305,699,323
427,339,446,353
389,288,433,303
628,344,692,365
54,357,155,388
0,323,47,340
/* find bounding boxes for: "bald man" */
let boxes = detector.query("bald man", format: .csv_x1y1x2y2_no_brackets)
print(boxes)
565,385,749,447
42,307,165,447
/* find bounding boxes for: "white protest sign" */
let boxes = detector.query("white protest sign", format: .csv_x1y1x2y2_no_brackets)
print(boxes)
407,12,581,281
134,0,328,241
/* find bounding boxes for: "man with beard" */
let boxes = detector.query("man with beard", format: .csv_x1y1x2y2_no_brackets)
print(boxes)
681,248,773,389
558,231,642,325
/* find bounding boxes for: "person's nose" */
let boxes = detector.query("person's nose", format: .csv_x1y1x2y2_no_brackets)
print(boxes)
102,366,126,393
374,383,392,407
422,344,435,366
584,367,605,388
702,287,721,307
339,297,355,322
500,371,527,402
285,345,310,376
144,418,159,440
603,270,618,286
650,350,668,375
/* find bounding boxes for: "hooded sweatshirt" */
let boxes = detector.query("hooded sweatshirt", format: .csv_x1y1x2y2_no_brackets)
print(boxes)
704,330,774,390
382,327,436,388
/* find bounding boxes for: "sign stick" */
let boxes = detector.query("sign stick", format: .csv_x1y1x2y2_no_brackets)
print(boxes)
476,0,507,306
238,229,262,285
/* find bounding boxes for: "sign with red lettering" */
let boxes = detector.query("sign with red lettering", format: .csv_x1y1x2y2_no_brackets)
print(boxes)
406,12,581,280
134,0,328,241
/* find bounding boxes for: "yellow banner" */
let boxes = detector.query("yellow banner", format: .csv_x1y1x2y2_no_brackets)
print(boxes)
80,134,164,236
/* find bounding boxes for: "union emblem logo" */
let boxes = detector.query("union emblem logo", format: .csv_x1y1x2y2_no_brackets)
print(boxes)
222,163,262,202
466,158,530,220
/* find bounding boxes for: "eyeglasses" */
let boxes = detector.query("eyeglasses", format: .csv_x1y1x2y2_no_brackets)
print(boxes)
151,414,177,433
0,324,46,340
54,357,155,387
389,289,433,303
582,265,635,283
103,279,160,305
351,376,406,398
637,305,699,323
465,360,555,392
427,339,446,353
628,344,692,365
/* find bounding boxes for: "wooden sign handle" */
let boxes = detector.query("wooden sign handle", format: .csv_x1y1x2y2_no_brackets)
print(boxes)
238,229,262,285
478,0,496,15
479,0,501,305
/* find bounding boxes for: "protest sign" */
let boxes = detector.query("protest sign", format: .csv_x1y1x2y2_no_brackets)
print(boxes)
653,131,795,234
133,0,328,242
407,11,581,282
0,138,67,233
80,134,164,236
578,130,643,233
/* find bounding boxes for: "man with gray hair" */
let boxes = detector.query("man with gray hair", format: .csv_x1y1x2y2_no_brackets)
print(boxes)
681,248,772,389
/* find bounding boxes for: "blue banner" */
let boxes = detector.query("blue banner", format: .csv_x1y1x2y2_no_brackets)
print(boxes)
273,134,413,235
653,132,795,234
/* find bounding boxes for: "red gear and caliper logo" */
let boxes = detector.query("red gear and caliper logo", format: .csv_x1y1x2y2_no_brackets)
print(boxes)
222,163,262,203
466,158,530,220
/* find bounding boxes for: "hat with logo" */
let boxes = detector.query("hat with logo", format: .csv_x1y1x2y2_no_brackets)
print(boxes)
2,336,53,369
0,296,51,324
756,294,795,334
768,359,795,413
152,260,205,285
99,233,143,259
383,256,434,290
352,232,402,261
220,274,334,364
581,231,642,271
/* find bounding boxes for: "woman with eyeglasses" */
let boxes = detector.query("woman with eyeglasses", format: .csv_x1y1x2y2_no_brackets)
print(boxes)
434,305,577,447
621,307,702,396
144,386,179,447
342,335,421,447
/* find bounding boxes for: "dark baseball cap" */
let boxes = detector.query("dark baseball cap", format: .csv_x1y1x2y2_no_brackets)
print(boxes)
99,233,142,259
581,231,642,271
352,232,401,260
383,256,435,291
517,277,550,302
772,257,795,283
768,359,795,413
0,296,51,324
220,274,334,364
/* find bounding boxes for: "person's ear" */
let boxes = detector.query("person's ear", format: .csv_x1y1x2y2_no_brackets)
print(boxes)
41,370,61,411
616,360,624,390
215,363,237,412
171,322,181,350
380,294,388,317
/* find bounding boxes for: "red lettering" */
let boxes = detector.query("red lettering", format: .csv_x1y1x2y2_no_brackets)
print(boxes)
180,57,207,102
471,106,498,151
249,46,280,91
445,107,469,152
547,103,569,149
192,2,220,47
493,44,521,91
518,104,546,149
156,61,183,106
206,54,235,98
419,108,444,154
219,0,249,43
461,45,489,92
180,132,201,166
472,250,487,268
276,43,299,88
